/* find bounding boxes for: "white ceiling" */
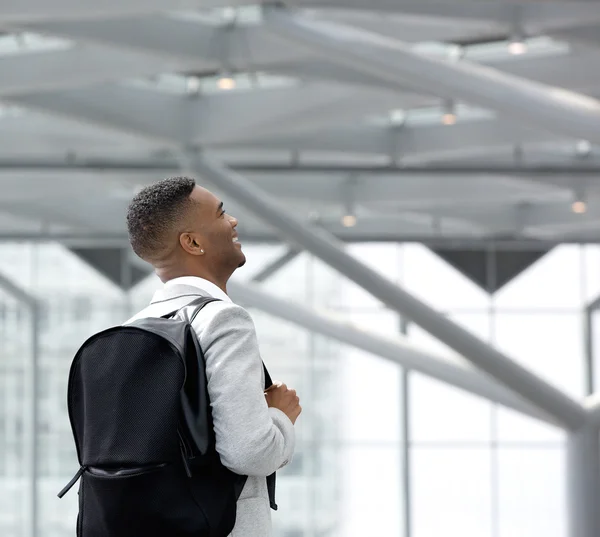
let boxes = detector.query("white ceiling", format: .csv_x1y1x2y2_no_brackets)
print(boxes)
2,0,600,246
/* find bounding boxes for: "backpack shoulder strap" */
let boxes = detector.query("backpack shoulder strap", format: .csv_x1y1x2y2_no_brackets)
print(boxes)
161,295,220,320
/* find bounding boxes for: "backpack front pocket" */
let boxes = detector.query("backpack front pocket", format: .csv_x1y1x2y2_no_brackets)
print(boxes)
79,463,211,537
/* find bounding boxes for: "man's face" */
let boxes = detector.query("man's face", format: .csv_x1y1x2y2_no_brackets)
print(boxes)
186,186,246,271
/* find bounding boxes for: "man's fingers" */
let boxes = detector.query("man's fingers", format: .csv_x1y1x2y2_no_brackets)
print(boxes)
264,381,284,393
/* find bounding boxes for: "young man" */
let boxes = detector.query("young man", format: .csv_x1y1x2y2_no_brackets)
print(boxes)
125,176,301,537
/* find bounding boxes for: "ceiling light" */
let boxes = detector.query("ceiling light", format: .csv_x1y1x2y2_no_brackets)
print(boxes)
508,40,527,55
389,109,406,126
217,76,236,90
448,45,464,62
186,76,201,94
576,140,592,156
441,112,456,126
221,7,237,23
341,215,357,228
441,99,457,125
572,200,587,214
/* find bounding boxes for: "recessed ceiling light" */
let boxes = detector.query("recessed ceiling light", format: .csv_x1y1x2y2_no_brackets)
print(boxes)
217,76,236,90
341,215,357,227
508,40,527,55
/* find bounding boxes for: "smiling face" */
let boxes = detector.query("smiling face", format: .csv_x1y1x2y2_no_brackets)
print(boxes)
178,186,246,281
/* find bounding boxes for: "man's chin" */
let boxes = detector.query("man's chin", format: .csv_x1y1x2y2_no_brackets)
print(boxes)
237,254,247,268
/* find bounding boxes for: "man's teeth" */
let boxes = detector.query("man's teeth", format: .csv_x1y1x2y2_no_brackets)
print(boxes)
233,238,239,243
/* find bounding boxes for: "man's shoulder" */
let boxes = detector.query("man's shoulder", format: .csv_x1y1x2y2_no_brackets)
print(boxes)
125,297,248,326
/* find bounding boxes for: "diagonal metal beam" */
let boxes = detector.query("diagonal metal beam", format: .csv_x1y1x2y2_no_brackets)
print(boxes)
251,248,301,283
263,7,600,145
228,280,557,426
191,152,587,430
8,86,189,144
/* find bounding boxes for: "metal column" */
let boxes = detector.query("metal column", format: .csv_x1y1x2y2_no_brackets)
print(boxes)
584,295,600,396
566,424,600,537
399,317,412,537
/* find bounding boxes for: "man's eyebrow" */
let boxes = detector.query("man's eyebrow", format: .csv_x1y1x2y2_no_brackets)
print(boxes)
216,201,224,214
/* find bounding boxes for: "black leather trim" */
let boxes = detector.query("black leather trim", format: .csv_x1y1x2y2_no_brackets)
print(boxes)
87,464,167,477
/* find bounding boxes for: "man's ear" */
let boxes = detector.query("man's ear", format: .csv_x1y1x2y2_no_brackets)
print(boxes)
179,232,205,256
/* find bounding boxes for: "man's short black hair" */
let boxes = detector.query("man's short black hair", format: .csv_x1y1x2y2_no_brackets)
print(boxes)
126,176,196,261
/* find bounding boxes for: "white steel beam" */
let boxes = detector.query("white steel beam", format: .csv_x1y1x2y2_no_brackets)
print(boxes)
8,86,190,144
263,8,600,145
230,118,563,157
229,280,557,425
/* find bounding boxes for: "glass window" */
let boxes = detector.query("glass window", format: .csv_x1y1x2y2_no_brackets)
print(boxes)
335,243,401,309
495,406,565,443
583,245,600,304
494,246,583,309
339,446,404,537
410,373,492,443
0,243,34,290
411,448,492,537
402,243,490,310
497,447,566,537
230,243,287,282
331,310,402,443
591,311,600,392
493,312,585,399
448,312,492,341
308,256,343,309
259,253,310,303
339,349,402,444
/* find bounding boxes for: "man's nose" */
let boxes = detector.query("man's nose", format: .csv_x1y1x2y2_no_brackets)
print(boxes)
229,215,238,227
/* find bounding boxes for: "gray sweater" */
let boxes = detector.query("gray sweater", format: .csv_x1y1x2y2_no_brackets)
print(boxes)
127,279,296,537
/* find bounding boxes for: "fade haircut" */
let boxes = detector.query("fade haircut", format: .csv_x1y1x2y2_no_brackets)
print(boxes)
126,176,196,261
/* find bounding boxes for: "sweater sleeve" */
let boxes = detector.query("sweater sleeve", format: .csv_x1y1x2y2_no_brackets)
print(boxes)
194,303,296,477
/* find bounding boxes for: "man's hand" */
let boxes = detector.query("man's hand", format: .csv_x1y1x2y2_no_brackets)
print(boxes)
265,383,302,425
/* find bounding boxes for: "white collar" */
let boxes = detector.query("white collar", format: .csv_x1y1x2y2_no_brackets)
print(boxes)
162,276,233,303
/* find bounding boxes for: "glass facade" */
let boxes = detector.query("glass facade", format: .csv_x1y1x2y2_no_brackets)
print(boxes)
0,241,595,537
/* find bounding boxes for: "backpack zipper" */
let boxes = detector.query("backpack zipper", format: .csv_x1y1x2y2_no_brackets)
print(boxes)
58,465,87,498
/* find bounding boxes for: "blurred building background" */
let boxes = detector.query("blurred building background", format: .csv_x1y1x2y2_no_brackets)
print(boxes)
2,1,600,537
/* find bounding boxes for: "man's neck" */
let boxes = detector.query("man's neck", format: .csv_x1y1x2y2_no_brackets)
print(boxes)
158,269,229,295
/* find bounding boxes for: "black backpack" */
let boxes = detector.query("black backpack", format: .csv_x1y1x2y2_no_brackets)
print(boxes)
58,296,276,537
